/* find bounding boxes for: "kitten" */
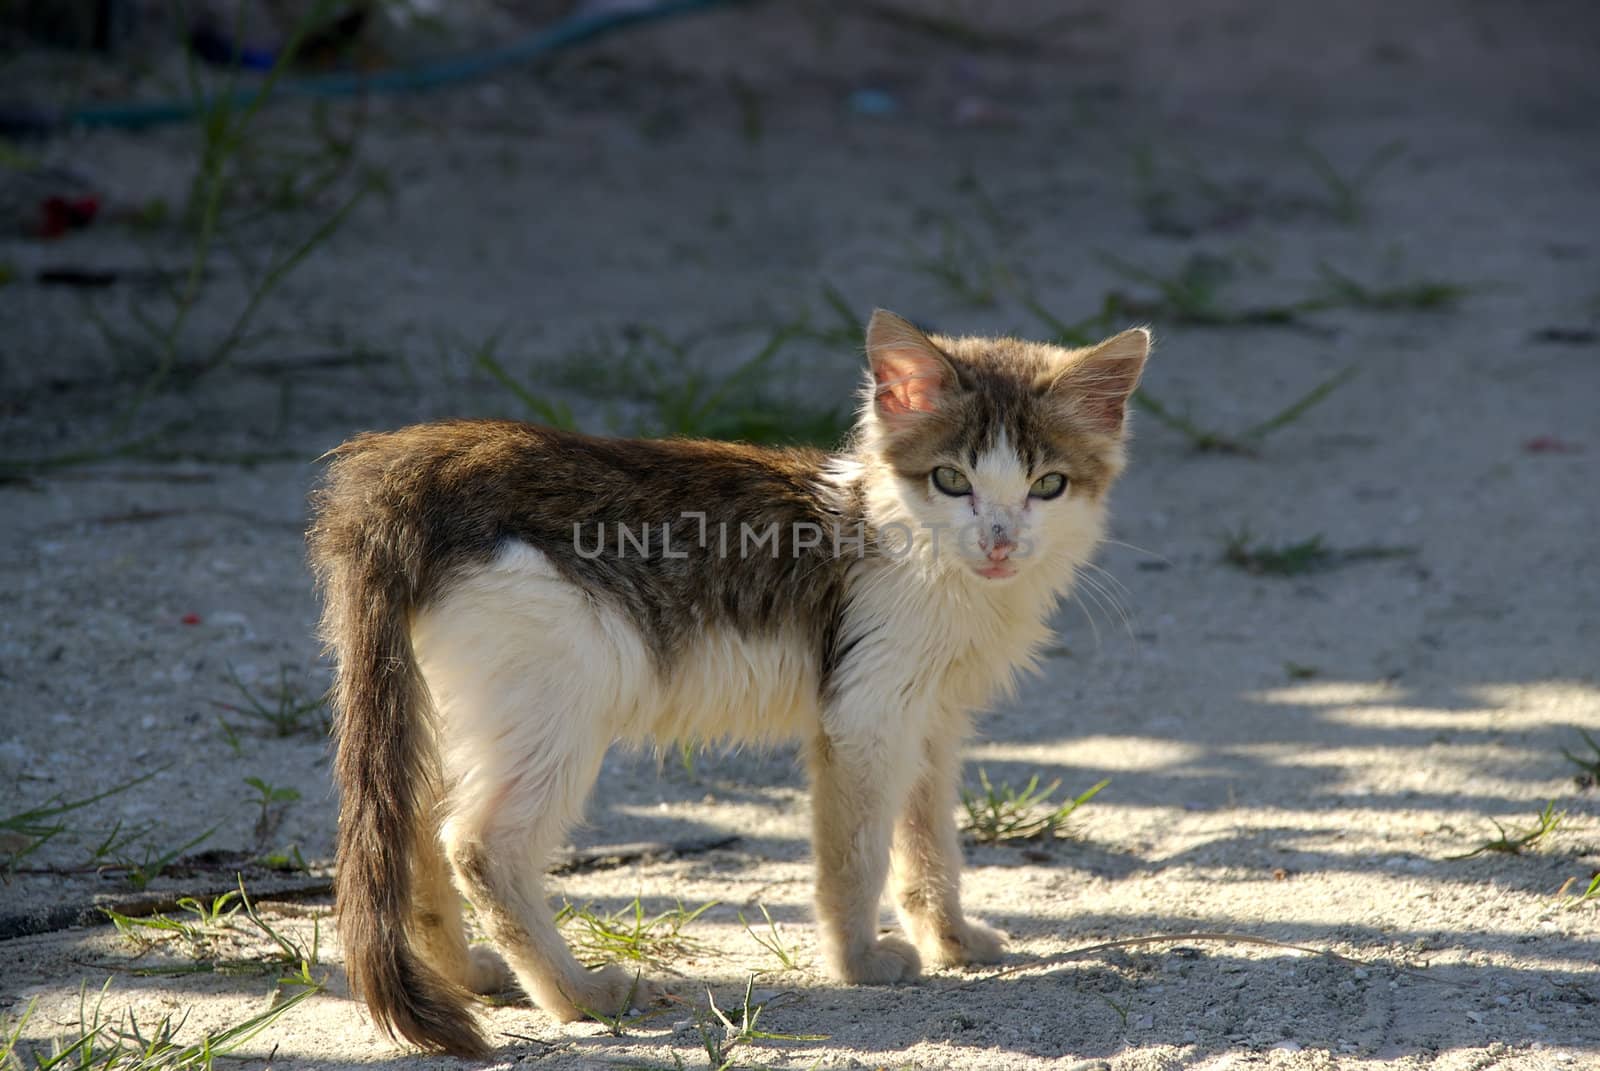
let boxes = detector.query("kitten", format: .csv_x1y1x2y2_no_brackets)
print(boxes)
308,310,1150,1055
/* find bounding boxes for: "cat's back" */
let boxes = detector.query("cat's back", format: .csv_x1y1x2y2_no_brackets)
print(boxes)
321,418,831,513
311,418,853,629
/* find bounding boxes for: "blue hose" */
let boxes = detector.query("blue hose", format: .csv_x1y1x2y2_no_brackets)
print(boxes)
2,0,744,136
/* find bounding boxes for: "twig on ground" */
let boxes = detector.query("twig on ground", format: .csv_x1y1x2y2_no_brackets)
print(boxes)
957,931,1469,990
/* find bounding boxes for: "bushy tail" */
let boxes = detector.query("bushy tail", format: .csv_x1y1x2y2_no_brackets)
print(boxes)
309,449,488,1057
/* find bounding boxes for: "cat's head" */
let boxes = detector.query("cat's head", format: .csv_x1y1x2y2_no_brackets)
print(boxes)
854,309,1149,586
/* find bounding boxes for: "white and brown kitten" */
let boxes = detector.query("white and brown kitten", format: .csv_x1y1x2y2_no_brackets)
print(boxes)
308,310,1150,1055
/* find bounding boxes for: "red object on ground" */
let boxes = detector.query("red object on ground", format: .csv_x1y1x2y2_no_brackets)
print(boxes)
181,613,202,625
38,195,101,238
1523,436,1583,454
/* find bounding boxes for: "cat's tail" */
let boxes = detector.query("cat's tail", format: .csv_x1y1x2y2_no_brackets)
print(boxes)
308,439,488,1058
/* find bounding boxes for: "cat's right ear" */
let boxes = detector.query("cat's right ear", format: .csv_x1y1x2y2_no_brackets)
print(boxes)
865,309,958,425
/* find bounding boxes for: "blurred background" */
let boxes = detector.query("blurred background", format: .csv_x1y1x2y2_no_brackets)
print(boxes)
2,0,1594,458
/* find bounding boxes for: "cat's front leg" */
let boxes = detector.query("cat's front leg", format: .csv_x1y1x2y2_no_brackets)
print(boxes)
890,717,1007,967
806,722,923,984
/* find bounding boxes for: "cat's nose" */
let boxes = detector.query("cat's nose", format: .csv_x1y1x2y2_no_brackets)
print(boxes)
986,524,1015,561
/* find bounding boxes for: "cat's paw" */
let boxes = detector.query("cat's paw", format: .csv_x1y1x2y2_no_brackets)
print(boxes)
921,918,1007,968
835,935,922,984
549,963,659,1023
464,945,516,995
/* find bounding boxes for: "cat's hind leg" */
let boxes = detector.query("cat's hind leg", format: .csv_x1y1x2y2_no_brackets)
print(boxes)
441,771,652,1023
415,551,657,1024
408,815,514,996
889,719,1006,967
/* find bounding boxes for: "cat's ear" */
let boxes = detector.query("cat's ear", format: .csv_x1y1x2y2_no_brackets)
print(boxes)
865,309,960,424
1044,327,1151,435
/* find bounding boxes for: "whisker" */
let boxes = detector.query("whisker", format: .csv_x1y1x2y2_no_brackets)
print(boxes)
1098,538,1171,563
1068,582,1104,651
1076,574,1129,629
1079,559,1135,602
1074,570,1135,643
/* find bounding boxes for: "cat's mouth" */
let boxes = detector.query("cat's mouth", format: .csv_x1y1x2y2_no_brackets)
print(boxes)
974,561,1018,580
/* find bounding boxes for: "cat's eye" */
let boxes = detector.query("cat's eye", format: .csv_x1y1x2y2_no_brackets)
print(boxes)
930,466,972,496
1030,472,1069,499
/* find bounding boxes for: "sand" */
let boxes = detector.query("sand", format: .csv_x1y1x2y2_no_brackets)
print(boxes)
1,1,1596,1068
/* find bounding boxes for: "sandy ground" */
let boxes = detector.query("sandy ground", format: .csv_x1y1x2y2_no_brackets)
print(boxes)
2,1,1598,1068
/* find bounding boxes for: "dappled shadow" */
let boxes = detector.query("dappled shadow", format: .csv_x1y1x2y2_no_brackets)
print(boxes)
16,894,1592,1069
3,0,1598,1067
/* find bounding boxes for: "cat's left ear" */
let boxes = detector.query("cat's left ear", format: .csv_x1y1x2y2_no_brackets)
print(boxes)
865,309,962,425
1044,327,1151,435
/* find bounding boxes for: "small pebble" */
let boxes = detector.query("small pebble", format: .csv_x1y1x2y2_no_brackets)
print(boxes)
848,89,898,117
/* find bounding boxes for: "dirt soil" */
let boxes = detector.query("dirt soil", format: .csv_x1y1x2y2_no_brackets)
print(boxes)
2,1,1598,1068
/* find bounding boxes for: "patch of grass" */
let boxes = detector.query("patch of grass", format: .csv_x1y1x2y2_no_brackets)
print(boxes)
692,977,827,1069
1559,728,1600,790
556,899,717,969
1,975,319,1070
1114,388,1243,453
907,218,1009,307
0,998,30,1069
1228,366,1361,445
15,823,247,888
1087,989,1130,1028
226,98,371,221
739,903,804,972
1130,145,1185,237
1314,261,1471,311
1022,292,1123,349
126,0,382,383
961,769,1108,844
545,325,684,401
695,403,851,450
104,892,242,961
116,825,223,892
570,970,651,1038
254,843,309,874
1096,251,1307,327
1025,296,1357,454
1447,801,1566,861
473,331,579,431
1,771,160,870
237,878,322,987
631,326,804,441
491,322,851,448
674,739,702,779
105,878,321,986
793,281,866,350
1558,872,1600,908
1221,528,1418,577
0,3,383,480
1294,138,1406,224
85,821,157,870
213,664,329,739
1128,145,1258,238
0,421,194,481
242,777,300,847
